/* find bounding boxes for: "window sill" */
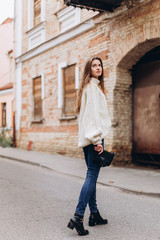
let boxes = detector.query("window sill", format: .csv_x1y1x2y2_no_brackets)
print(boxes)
59,115,77,121
31,118,45,124
26,21,46,35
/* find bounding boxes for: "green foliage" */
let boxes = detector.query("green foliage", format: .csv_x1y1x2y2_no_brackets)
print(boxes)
0,129,13,148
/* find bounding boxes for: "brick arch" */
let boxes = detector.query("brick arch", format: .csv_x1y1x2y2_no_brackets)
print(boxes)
117,38,160,69
111,37,160,165
111,15,160,69
111,8,160,68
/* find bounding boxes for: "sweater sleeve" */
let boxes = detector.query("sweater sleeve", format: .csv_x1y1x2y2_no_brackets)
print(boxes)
84,83,102,145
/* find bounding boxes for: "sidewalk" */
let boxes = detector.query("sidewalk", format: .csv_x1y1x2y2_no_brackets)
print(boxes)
0,146,160,197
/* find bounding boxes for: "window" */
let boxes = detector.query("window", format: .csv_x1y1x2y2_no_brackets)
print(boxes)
58,62,79,119
2,103,6,127
33,76,42,120
28,0,46,29
57,6,81,32
27,0,46,49
34,0,41,27
62,65,77,117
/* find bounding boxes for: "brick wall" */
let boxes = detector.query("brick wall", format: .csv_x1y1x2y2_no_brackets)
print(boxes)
22,0,100,55
17,0,160,164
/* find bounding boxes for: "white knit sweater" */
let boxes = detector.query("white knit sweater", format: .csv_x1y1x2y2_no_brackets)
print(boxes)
78,78,111,148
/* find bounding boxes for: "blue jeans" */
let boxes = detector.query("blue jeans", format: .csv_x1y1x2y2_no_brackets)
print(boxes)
75,140,104,217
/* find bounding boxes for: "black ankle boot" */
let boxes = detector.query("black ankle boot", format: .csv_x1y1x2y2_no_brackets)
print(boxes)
67,213,89,236
89,210,108,226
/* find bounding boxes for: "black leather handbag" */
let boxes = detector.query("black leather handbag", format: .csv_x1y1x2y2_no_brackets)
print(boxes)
93,150,116,167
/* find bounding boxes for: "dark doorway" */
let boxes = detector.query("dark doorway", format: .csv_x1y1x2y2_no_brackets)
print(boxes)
132,46,160,165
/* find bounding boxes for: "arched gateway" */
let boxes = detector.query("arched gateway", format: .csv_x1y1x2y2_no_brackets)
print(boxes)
112,39,160,165
132,46,160,165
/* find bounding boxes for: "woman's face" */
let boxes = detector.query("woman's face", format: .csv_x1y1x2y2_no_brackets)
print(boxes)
91,59,102,79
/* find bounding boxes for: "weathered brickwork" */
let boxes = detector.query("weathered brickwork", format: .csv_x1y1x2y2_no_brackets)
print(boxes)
17,0,160,164
22,0,100,55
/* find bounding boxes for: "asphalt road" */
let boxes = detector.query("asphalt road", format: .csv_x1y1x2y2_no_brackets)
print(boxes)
0,157,160,240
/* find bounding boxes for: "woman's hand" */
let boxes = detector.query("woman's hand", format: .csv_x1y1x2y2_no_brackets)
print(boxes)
94,144,103,154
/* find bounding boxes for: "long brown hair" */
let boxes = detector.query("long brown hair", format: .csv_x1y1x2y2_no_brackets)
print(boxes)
75,57,105,113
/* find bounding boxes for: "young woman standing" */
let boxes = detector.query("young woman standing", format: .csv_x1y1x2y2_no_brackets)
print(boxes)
67,57,111,236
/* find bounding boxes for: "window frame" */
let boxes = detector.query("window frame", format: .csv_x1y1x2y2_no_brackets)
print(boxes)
28,0,46,30
27,0,46,50
1,102,7,128
32,74,45,123
58,62,79,120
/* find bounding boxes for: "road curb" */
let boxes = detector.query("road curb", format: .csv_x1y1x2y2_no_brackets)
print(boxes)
0,154,42,167
1,154,160,199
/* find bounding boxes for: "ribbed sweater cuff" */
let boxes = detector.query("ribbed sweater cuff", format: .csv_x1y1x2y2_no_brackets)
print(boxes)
93,140,102,146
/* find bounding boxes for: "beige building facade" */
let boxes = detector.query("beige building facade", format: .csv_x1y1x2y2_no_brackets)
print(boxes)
0,19,14,145
15,0,160,164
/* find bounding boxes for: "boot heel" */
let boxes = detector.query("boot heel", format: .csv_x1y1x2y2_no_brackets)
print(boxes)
67,220,75,230
89,220,95,227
